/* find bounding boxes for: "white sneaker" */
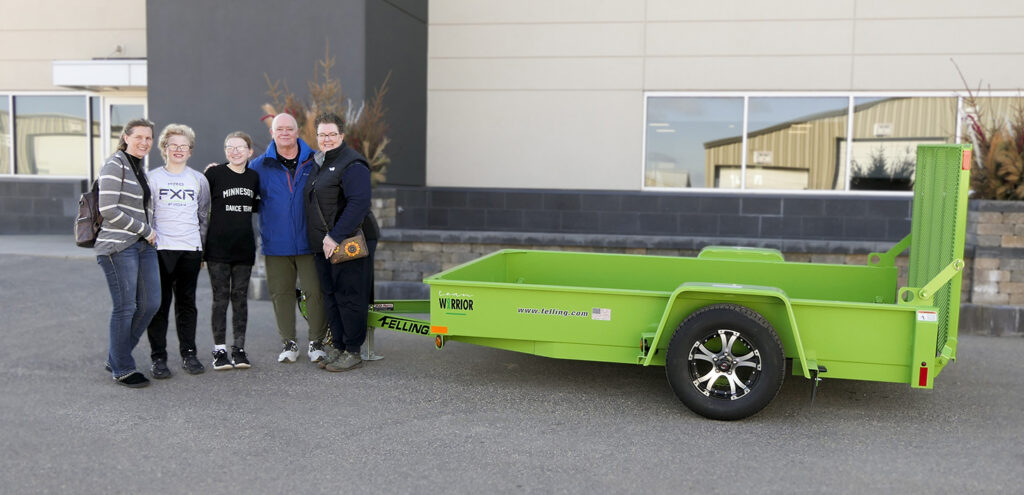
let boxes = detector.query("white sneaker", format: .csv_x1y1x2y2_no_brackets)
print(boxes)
278,340,299,363
308,341,328,362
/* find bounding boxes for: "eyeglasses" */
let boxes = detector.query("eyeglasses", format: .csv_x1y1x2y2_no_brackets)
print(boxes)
316,132,341,139
166,144,192,152
224,145,249,152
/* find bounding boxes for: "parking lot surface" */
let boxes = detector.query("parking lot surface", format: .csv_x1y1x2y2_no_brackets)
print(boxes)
0,247,1021,493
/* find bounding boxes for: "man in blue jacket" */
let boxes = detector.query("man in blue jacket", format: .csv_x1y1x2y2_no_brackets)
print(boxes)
249,113,329,363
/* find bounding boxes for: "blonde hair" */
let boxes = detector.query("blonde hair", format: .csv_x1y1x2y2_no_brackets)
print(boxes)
224,131,253,150
157,123,196,161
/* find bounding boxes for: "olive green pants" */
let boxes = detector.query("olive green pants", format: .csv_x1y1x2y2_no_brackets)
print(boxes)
265,254,327,344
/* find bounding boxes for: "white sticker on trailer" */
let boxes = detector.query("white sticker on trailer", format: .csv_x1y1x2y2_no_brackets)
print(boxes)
917,311,938,322
592,308,611,321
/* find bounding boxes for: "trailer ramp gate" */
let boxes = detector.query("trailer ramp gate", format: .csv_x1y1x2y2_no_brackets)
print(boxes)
908,145,971,356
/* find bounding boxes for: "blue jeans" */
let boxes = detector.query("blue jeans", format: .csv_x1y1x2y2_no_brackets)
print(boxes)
97,239,161,378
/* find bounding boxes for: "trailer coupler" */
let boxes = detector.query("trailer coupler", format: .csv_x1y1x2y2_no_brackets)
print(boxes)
809,365,828,404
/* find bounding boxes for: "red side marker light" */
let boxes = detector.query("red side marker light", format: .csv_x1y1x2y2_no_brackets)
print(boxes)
962,150,972,170
918,366,928,387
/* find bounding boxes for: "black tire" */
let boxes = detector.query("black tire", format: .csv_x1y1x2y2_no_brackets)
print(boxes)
665,303,785,420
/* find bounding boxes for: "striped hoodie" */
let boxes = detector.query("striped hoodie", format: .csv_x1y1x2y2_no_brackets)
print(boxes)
94,150,154,256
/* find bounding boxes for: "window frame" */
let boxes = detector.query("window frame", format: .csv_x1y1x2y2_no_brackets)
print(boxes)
641,90,1016,195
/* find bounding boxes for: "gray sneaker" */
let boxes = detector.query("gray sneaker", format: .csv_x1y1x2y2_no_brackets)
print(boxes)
325,351,363,372
317,347,343,369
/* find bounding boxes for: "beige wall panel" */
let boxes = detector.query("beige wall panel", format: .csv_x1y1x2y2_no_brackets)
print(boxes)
430,23,644,58
0,61,55,90
430,0,644,24
855,0,1024,18
429,57,643,90
646,0,854,21
0,0,144,30
852,55,1024,90
0,30,146,60
854,18,1024,54
645,56,853,90
426,90,642,189
646,21,852,57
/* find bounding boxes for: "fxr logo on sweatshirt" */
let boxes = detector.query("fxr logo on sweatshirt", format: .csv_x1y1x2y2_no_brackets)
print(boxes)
159,188,197,201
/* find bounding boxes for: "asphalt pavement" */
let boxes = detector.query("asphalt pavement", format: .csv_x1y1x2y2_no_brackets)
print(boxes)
0,235,1022,493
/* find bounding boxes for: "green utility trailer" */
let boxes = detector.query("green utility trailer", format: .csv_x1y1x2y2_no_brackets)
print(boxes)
368,144,972,420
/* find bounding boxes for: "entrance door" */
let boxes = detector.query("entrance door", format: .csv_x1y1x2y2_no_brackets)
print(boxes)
92,96,146,179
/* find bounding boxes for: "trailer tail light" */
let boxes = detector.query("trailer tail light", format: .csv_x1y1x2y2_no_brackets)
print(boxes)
918,365,928,387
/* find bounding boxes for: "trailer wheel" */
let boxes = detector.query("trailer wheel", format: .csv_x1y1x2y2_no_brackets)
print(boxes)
665,304,784,420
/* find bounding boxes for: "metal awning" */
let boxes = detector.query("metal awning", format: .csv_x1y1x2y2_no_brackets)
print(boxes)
52,59,147,89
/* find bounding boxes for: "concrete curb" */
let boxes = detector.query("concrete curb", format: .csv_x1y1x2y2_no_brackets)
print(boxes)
959,304,1024,337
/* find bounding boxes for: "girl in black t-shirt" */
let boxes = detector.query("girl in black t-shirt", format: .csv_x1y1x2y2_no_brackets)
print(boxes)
204,131,260,370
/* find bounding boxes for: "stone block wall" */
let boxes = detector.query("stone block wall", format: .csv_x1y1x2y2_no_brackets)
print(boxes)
368,190,1022,336
966,200,1024,306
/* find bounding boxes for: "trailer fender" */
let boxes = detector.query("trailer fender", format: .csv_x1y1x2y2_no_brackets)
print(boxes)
643,282,813,379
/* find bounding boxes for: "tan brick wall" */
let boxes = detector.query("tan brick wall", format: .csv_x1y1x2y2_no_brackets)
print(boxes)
968,205,1024,306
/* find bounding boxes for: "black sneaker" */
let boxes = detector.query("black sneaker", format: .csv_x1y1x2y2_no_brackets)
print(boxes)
114,372,150,388
212,349,233,371
104,362,112,373
183,355,206,375
231,347,251,369
151,359,172,379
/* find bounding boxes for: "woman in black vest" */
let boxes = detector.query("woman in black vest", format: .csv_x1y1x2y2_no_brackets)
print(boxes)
304,112,379,372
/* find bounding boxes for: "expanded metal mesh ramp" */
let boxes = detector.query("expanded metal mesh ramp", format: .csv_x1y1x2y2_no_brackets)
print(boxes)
907,144,972,354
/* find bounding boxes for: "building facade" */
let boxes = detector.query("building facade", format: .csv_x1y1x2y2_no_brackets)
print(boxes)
2,2,1023,325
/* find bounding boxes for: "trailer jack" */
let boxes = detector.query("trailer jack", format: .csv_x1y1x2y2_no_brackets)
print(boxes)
809,365,828,404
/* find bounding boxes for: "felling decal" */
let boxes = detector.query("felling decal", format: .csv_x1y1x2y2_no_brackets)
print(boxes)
376,315,430,335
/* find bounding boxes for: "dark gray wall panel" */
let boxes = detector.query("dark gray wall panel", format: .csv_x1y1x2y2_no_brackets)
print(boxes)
147,0,369,168
366,0,427,185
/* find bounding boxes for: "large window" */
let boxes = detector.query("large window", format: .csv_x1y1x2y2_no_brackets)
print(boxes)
847,97,957,191
0,96,9,174
645,97,742,188
14,95,88,176
0,93,146,178
644,93,971,193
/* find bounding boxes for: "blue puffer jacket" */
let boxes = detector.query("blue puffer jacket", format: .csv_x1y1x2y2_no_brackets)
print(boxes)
249,138,317,256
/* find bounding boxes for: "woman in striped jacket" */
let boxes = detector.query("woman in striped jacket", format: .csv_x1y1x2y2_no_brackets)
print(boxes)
96,118,161,388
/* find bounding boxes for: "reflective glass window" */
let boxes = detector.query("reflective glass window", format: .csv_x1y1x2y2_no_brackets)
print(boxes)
14,95,88,176
91,97,102,179
848,97,957,191
645,97,743,188
737,97,849,190
0,96,9,174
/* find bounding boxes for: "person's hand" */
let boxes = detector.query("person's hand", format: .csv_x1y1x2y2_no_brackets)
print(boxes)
204,162,218,172
146,231,157,246
323,235,338,259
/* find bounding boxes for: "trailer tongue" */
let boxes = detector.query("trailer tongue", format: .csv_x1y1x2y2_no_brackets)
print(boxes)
366,144,972,420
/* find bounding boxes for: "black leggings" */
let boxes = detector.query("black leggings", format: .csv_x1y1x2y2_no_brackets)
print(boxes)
207,261,252,349
147,250,202,360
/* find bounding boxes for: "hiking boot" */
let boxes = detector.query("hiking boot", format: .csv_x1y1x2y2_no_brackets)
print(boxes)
151,359,172,379
308,341,328,363
317,347,343,369
325,351,363,372
278,340,299,363
212,348,233,371
183,355,206,375
114,372,150,388
231,347,251,369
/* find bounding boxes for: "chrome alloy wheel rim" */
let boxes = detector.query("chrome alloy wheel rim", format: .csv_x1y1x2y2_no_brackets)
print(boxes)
688,329,762,400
